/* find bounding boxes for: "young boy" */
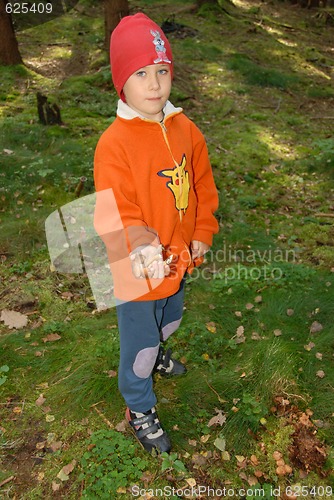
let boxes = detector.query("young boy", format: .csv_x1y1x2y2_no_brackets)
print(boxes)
94,13,219,453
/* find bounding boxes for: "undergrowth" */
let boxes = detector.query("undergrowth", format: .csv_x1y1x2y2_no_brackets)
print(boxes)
1,0,334,497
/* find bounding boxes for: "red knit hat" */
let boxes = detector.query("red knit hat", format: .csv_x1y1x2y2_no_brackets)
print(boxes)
110,13,173,101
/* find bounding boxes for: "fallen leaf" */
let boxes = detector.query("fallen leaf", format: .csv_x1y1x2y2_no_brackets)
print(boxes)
245,303,254,310
304,342,315,351
251,332,261,340
274,329,282,337
236,325,245,336
46,414,55,422
57,469,69,482
13,406,22,414
222,450,231,461
42,333,61,343
192,453,207,467
206,321,216,333
60,460,76,478
247,475,258,486
315,352,323,360
254,295,262,303
0,309,28,329
235,311,242,317
35,394,46,407
207,409,227,427
37,472,45,481
316,370,325,378
254,470,263,477
310,321,323,334
49,441,62,452
107,370,117,378
185,478,197,487
214,436,226,451
200,434,210,443
115,419,127,432
276,465,286,476
250,454,259,466
286,308,294,316
36,441,46,450
52,481,61,492
188,439,197,447
236,455,246,463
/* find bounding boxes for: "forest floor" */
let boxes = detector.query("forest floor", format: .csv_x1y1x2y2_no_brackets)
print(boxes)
0,0,334,498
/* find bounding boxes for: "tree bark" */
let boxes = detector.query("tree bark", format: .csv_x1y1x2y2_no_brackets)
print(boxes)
0,0,23,65
104,0,129,50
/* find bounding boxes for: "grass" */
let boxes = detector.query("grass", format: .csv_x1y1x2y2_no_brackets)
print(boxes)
1,0,334,497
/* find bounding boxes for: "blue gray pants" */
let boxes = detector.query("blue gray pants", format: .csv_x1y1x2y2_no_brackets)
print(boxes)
116,279,185,412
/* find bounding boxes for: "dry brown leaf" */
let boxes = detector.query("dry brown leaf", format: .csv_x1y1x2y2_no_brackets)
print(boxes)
42,333,61,343
304,342,315,351
250,454,259,466
286,308,294,316
115,419,127,433
0,309,28,329
235,311,242,317
310,321,323,334
49,441,62,452
188,439,197,447
107,370,117,378
254,295,262,303
62,460,76,476
246,303,254,310
52,481,61,492
35,394,46,407
274,329,282,337
207,409,227,427
251,331,261,340
206,321,216,333
236,325,245,336
316,370,325,378
315,352,323,360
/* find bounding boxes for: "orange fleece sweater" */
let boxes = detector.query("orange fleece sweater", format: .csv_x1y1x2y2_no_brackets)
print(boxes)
94,100,219,301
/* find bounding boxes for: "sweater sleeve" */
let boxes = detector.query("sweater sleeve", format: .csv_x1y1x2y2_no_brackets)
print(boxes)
191,126,219,246
94,130,158,251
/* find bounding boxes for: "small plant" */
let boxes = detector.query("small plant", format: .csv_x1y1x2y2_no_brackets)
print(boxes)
160,452,187,475
0,365,9,386
79,429,149,499
239,392,268,429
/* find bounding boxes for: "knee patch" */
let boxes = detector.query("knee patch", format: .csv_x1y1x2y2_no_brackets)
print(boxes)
133,344,160,379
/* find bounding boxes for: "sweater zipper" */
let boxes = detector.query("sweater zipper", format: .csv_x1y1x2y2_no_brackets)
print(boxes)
159,120,184,223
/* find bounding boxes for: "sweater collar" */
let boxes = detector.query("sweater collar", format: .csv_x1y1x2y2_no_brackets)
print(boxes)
116,99,182,121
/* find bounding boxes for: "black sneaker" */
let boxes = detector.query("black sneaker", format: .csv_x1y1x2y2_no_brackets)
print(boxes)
154,346,187,376
126,406,171,453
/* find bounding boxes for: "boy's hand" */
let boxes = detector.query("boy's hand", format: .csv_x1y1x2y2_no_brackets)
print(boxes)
191,240,210,260
130,244,170,279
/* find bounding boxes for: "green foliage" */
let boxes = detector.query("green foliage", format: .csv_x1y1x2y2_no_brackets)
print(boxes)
239,392,268,429
303,138,334,176
226,53,300,89
0,365,9,387
79,429,149,499
160,452,187,474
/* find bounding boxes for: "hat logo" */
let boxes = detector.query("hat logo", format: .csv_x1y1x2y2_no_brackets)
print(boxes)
150,30,171,64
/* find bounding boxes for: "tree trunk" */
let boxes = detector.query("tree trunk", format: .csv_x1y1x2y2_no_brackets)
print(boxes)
104,0,129,50
0,0,23,65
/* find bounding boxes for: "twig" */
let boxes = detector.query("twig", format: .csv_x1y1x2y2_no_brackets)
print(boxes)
204,376,227,404
0,476,15,488
314,213,334,218
50,363,87,386
91,403,114,429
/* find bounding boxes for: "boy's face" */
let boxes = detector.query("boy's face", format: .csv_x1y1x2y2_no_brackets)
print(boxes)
123,64,172,121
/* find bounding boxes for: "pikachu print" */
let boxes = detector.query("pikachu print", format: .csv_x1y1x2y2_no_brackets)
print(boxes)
158,154,190,214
